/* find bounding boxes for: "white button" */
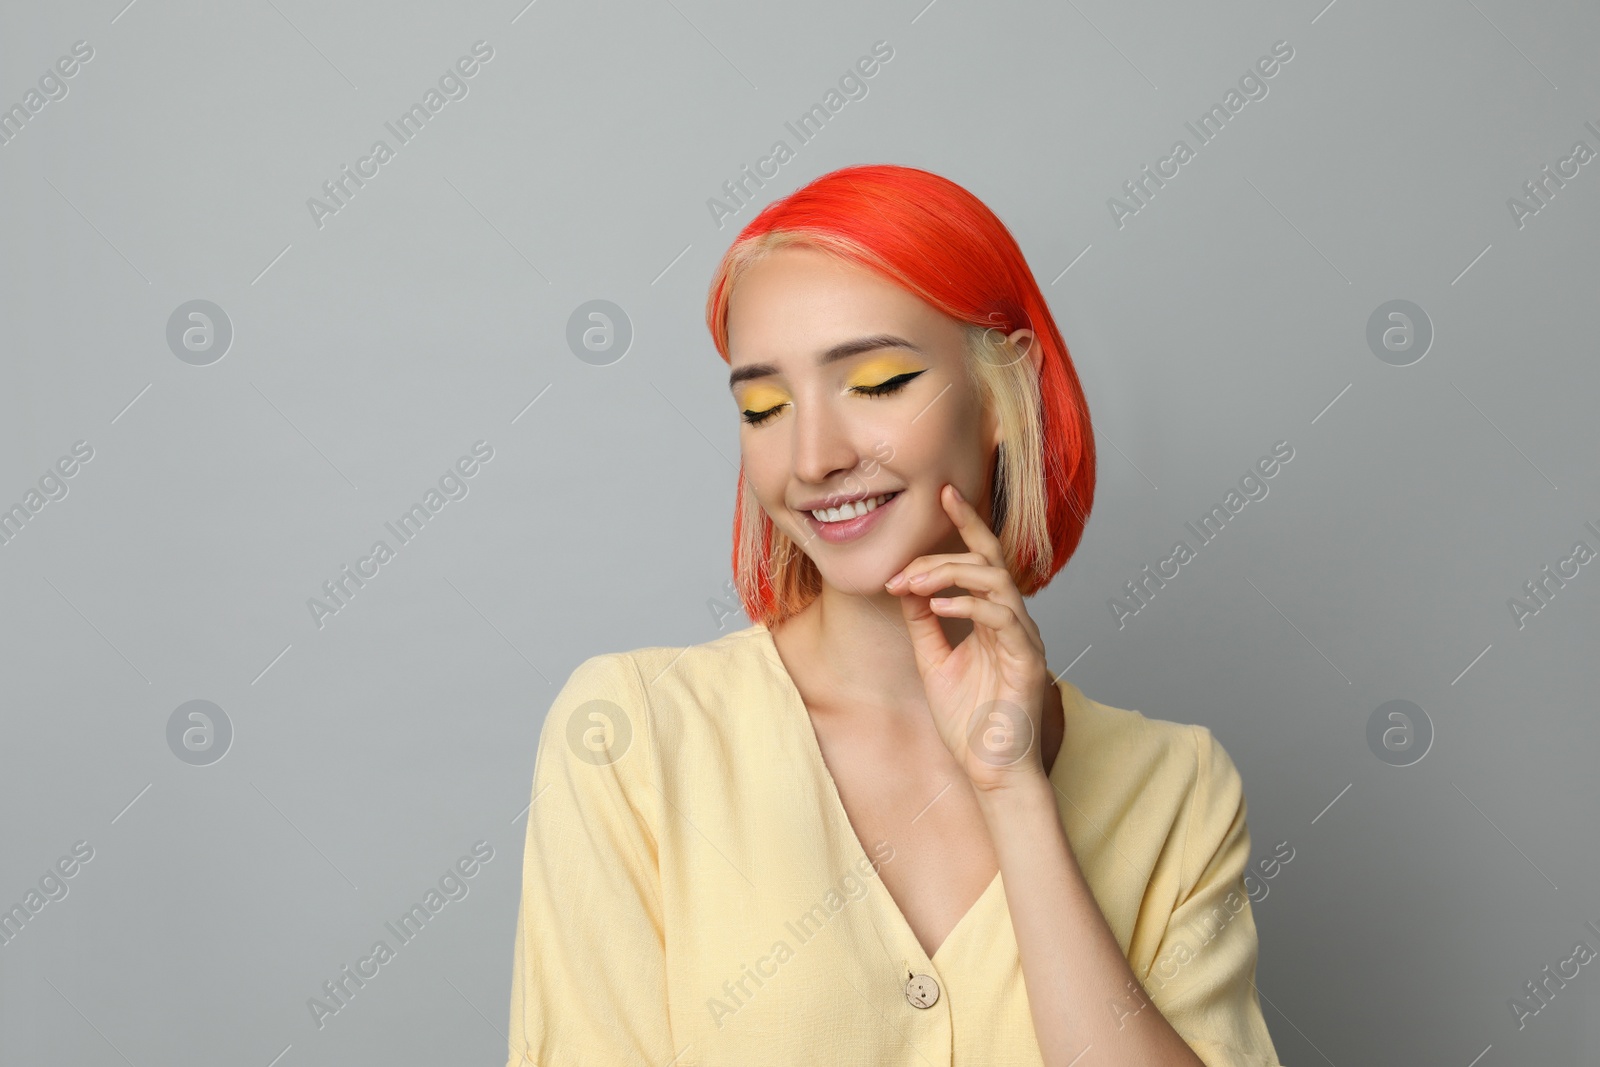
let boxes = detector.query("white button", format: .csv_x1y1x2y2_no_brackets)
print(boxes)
904,973,940,1009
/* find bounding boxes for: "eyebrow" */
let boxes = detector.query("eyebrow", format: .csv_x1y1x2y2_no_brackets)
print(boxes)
728,334,926,392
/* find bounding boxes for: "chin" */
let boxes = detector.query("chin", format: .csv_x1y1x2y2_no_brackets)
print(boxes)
817,569,896,598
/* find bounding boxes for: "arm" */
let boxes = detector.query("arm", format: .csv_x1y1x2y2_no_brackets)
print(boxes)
506,653,680,1067
977,725,1282,1067
977,770,1208,1066
888,484,1280,1065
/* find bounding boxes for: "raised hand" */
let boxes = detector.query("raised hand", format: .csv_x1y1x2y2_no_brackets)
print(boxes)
884,483,1053,793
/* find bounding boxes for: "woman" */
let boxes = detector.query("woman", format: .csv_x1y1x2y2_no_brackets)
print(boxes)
507,164,1283,1066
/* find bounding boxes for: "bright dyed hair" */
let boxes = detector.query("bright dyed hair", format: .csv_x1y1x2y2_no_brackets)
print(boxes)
704,163,1096,630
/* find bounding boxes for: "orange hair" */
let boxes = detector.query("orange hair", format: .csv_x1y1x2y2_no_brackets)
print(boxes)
704,163,1095,629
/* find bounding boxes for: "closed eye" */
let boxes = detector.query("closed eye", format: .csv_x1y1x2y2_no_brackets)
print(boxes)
851,370,926,397
741,404,786,426
740,370,927,426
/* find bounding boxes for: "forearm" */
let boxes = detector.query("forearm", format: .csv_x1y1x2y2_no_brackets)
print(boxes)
977,774,1205,1067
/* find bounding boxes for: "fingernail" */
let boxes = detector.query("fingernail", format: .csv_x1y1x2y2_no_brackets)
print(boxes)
951,485,965,503
886,572,905,590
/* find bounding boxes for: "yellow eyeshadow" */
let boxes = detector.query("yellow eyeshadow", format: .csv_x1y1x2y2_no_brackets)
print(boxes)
846,355,927,388
737,385,790,411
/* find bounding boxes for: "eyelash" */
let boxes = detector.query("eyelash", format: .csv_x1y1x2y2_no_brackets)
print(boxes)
740,371,926,427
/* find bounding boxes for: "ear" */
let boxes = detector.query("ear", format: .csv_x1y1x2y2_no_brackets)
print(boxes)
987,327,1038,453
1007,328,1040,376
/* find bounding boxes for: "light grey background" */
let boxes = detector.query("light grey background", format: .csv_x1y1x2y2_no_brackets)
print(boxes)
3,0,1598,1064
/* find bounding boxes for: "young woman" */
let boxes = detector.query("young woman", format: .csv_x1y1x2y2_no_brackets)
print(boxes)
507,164,1283,1067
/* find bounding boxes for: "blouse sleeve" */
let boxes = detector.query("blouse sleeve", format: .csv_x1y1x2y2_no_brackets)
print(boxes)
1141,726,1284,1067
506,653,678,1067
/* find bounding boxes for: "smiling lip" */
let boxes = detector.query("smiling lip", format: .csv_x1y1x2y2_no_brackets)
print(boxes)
801,490,903,545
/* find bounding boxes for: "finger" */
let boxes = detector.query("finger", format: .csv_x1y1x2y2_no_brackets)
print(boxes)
901,561,1043,651
942,484,1005,568
936,485,1044,649
886,551,987,589
899,584,955,676
904,558,1022,617
927,594,1038,666
912,564,1041,654
907,561,1012,598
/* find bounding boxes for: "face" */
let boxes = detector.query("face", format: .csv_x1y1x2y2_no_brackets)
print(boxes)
725,244,1026,597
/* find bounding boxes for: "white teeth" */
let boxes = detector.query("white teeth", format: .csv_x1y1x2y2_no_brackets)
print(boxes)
812,492,894,523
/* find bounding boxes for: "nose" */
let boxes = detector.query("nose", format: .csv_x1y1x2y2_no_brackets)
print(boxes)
791,393,863,488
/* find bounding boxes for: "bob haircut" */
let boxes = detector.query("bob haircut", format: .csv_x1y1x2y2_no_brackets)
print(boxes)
704,163,1096,630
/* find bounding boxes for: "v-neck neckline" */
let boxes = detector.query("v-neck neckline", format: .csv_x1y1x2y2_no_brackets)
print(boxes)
751,621,1069,965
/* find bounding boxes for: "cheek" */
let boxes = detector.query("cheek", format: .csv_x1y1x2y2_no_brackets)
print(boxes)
883,417,975,478
739,443,790,509
888,382,985,451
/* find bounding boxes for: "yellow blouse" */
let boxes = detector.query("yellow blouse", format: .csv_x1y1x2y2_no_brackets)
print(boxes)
507,622,1283,1066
